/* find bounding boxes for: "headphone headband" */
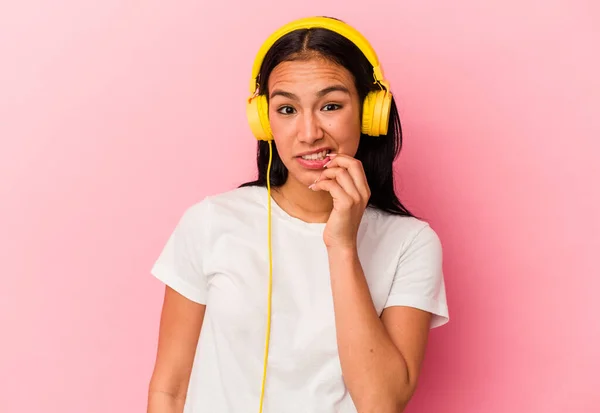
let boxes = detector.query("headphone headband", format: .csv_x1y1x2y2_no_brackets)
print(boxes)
248,16,386,94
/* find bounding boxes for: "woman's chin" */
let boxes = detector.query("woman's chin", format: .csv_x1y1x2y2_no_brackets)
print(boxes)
286,170,321,189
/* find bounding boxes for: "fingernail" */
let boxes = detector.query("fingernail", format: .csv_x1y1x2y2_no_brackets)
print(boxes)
323,161,331,168
308,184,316,190
328,153,337,157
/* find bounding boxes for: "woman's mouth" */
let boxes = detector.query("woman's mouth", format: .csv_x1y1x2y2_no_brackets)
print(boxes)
295,149,333,169
300,149,330,161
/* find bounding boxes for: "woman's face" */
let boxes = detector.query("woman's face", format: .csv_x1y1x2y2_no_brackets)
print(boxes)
267,57,362,187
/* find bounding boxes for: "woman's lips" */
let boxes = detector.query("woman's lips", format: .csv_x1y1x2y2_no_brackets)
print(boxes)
295,156,332,169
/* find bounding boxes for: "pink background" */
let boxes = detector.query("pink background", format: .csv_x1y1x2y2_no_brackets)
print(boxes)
1,1,599,412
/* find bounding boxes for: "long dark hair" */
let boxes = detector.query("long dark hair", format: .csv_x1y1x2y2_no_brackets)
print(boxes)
240,19,415,218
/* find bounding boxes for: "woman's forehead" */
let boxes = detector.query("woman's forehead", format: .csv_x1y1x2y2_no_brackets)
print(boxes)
267,59,355,92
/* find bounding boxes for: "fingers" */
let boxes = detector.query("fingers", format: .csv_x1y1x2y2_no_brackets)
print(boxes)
310,177,355,209
323,154,371,199
313,167,361,202
308,153,371,210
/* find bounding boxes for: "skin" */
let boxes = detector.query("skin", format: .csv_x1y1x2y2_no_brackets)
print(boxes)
147,287,205,413
269,57,433,412
266,56,362,226
148,57,433,413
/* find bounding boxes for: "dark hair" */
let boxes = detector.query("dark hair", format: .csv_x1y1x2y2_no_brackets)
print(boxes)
239,18,416,218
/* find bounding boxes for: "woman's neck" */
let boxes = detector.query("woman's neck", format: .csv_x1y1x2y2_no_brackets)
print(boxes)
272,178,333,223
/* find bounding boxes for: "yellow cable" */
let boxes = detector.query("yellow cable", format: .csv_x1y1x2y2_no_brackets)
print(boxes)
258,139,273,413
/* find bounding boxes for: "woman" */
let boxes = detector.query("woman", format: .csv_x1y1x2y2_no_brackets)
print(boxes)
148,16,449,413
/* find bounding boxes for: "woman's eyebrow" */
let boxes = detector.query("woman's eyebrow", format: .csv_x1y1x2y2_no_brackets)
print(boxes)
317,85,350,97
269,85,350,100
270,89,297,100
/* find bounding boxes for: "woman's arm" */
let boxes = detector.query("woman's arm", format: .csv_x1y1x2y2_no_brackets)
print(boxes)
327,246,432,413
147,286,206,413
310,154,433,413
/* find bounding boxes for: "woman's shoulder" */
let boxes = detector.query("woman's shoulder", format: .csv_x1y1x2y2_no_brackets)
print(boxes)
205,185,265,211
364,207,441,248
180,185,265,222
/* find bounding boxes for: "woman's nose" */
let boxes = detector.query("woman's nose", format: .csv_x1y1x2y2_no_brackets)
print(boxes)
297,112,324,143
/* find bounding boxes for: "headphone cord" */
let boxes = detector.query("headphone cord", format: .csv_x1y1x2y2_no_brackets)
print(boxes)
258,139,274,413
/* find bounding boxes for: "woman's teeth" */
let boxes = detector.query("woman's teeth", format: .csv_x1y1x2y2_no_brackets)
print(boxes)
301,150,329,161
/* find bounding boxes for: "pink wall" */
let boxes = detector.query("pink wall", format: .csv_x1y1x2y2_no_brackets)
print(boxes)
1,1,598,412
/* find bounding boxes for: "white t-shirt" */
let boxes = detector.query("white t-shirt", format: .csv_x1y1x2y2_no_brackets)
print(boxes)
151,185,449,413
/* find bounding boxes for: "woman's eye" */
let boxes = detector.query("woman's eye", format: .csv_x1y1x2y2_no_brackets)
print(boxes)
322,104,340,111
277,106,295,115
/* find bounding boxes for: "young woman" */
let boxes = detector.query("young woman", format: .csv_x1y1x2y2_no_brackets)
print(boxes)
147,16,449,413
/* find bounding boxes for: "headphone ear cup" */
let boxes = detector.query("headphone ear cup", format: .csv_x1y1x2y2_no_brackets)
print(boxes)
362,89,392,136
376,89,392,136
373,89,386,136
246,95,273,141
361,92,376,136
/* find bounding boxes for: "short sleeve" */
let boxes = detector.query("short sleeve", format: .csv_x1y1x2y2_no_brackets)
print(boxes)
150,201,211,304
384,223,449,328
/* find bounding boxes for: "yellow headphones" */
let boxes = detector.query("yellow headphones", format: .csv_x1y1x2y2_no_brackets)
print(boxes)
246,16,393,141
247,16,393,413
